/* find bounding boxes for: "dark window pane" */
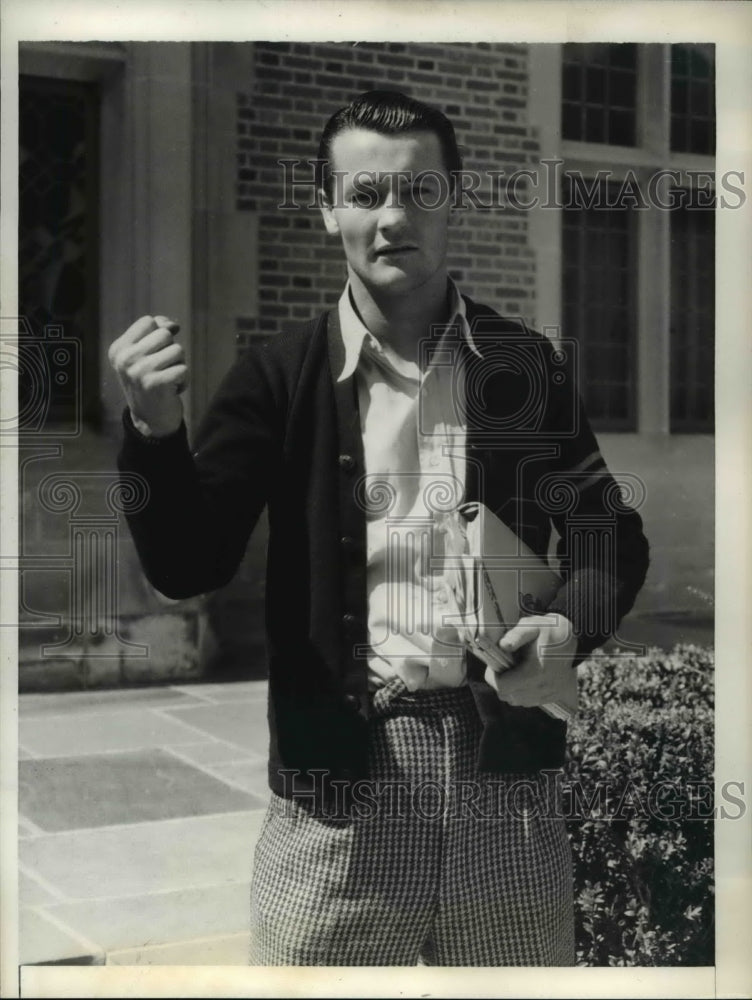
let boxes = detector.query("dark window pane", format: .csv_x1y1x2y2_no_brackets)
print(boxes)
584,106,605,143
561,176,637,431
561,43,637,146
672,45,688,75
18,75,101,429
670,44,715,154
689,80,710,116
671,79,687,114
609,43,637,69
610,70,636,108
609,385,629,420
581,43,610,66
690,120,711,155
563,63,581,101
566,43,590,66
670,193,715,432
587,383,608,418
585,66,606,103
608,110,635,146
595,345,627,381
670,116,685,152
688,47,711,78
562,102,581,140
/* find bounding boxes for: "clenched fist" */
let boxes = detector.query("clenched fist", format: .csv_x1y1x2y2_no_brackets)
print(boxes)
108,315,188,438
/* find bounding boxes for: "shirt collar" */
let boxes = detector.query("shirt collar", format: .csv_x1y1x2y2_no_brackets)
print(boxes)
336,278,481,383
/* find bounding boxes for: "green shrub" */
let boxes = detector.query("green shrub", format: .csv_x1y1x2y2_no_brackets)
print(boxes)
566,644,714,966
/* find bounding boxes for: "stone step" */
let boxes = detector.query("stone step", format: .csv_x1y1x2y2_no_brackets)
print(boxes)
18,605,267,692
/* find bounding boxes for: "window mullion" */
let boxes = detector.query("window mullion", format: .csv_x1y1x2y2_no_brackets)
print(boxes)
637,197,671,436
639,44,671,164
636,45,671,435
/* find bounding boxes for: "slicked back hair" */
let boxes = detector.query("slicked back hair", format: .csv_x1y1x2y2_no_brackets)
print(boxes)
316,90,463,199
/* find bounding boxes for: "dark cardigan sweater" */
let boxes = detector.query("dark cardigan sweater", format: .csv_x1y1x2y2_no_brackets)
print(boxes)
118,297,649,798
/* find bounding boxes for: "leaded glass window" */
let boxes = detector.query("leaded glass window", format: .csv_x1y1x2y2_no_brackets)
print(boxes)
562,43,638,147
670,191,714,431
670,44,715,155
562,178,637,430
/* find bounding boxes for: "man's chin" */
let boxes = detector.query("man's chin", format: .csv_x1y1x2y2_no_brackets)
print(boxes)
365,268,431,297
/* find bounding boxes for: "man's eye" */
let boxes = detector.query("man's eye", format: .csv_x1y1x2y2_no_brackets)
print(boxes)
349,188,379,208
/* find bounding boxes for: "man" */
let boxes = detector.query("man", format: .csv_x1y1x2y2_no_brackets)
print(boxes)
110,91,649,966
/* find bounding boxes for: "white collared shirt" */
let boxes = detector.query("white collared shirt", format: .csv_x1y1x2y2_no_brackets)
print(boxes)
337,280,482,691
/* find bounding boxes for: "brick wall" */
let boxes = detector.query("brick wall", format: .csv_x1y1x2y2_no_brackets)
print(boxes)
235,41,541,348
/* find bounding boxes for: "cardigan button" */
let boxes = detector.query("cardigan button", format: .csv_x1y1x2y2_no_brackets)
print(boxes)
342,613,357,629
343,693,360,710
338,454,355,472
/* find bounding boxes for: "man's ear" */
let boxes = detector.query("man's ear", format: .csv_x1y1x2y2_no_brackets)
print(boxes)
319,187,340,236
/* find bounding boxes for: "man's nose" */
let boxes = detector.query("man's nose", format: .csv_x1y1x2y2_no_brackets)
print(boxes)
376,197,410,233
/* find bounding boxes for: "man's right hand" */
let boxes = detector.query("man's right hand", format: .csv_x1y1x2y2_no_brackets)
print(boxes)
108,315,187,438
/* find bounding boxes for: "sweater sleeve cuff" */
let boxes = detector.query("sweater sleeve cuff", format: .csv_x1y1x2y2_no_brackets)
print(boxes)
121,407,188,447
119,408,192,474
546,570,618,664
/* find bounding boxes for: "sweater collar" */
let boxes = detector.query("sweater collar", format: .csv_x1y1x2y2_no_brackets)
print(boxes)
335,278,481,383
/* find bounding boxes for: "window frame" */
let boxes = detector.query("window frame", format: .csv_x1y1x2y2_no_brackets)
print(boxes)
528,43,716,436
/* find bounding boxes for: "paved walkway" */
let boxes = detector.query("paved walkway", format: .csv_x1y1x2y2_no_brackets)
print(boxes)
19,680,271,966
17,618,713,968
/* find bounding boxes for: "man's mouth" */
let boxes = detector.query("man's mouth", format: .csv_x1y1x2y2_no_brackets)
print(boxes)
374,245,418,258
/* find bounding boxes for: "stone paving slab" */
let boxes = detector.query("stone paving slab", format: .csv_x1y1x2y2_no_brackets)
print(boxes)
161,700,268,756
19,686,208,717
170,681,267,702
20,810,266,900
165,740,260,767
21,909,104,966
44,882,252,954
19,817,44,838
20,749,264,831
204,759,270,796
106,932,250,965
19,707,209,757
20,870,63,908
17,681,272,966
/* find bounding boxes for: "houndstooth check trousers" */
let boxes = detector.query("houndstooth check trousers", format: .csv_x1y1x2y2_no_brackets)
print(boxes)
249,678,575,966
